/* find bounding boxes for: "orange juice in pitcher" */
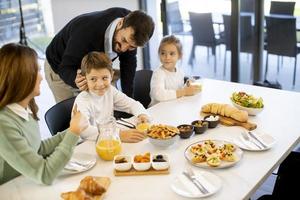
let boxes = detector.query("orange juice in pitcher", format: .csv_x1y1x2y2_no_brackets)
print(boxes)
95,117,121,161
96,139,121,161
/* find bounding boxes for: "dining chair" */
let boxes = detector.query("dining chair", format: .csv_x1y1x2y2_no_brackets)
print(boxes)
241,0,255,13
44,96,76,136
133,69,153,108
265,15,300,86
188,12,222,74
222,14,254,77
166,1,190,36
270,1,295,16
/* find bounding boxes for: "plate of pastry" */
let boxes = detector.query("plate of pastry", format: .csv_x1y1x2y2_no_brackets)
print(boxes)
184,140,243,169
63,152,97,174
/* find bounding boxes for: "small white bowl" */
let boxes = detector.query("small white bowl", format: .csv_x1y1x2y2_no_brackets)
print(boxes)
231,100,264,116
133,161,151,171
152,154,169,170
113,155,132,171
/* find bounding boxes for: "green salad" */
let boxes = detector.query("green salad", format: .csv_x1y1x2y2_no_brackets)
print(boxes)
231,92,264,108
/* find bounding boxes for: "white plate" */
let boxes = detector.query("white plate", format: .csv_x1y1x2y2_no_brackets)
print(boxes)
63,152,97,174
171,170,222,198
234,131,276,151
184,140,243,169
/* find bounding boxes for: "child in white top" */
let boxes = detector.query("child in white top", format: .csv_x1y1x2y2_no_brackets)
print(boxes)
74,52,150,143
149,35,201,106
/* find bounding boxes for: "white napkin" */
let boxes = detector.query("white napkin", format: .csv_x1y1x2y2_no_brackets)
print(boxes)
235,137,260,150
64,161,88,171
236,131,270,150
178,173,216,196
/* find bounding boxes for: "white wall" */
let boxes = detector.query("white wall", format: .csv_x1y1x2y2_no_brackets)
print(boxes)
50,0,139,33
50,0,141,69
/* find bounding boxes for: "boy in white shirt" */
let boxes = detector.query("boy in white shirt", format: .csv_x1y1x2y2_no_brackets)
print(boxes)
149,35,201,107
74,51,150,143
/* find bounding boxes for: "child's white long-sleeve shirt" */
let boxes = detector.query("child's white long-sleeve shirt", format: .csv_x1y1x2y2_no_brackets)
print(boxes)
74,86,148,139
149,66,185,107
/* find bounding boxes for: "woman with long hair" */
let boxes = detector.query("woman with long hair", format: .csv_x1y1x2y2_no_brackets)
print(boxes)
0,43,87,185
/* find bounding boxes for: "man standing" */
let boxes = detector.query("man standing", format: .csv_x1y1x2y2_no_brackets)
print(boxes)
45,7,154,102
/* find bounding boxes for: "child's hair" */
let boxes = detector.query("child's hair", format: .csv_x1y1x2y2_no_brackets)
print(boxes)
81,52,113,75
158,35,183,58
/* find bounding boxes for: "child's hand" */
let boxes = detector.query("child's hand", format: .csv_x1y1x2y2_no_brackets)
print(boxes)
184,85,202,96
69,104,88,135
136,114,150,124
120,130,147,143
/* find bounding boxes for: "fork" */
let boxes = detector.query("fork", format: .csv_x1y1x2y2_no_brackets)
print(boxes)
241,131,262,149
186,168,209,194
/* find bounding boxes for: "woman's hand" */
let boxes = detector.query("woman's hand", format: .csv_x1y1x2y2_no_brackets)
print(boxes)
136,114,150,124
120,129,146,143
75,69,88,91
69,104,88,135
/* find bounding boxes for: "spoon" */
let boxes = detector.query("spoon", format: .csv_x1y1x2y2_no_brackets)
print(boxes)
241,131,262,150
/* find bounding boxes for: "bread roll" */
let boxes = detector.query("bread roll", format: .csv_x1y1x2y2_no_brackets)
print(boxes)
201,103,248,122
79,176,110,196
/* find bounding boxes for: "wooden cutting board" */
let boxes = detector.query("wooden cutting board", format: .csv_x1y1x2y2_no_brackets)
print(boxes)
218,115,257,130
202,113,257,130
114,167,169,176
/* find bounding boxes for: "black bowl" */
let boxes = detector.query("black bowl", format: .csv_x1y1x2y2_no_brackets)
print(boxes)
203,115,220,128
191,120,209,134
177,124,194,139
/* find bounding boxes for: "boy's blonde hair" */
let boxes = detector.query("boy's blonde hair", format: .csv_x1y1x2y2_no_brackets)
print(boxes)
81,52,113,75
158,35,183,58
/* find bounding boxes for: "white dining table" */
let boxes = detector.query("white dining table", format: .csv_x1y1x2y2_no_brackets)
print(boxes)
1,78,300,200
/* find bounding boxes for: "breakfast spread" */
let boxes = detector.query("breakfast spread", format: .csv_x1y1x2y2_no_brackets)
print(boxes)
201,103,248,122
185,140,243,168
61,176,111,200
231,91,264,108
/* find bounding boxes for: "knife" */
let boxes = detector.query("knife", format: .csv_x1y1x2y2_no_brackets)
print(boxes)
182,172,208,194
248,131,268,149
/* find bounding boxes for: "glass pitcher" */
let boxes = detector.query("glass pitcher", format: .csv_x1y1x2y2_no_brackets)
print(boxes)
95,117,122,161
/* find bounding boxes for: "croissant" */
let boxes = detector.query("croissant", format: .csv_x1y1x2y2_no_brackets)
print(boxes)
201,103,248,122
61,189,92,200
79,176,110,196
61,176,110,200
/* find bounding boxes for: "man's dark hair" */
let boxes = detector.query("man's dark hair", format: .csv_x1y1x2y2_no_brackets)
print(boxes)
122,10,155,46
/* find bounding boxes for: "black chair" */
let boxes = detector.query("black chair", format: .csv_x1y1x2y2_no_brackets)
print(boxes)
188,12,222,74
258,151,300,199
270,1,295,16
166,1,190,36
241,0,255,13
265,16,300,86
222,14,254,76
133,69,153,108
44,96,76,136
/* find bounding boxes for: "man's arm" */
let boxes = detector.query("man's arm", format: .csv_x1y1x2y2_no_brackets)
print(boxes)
119,49,137,97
